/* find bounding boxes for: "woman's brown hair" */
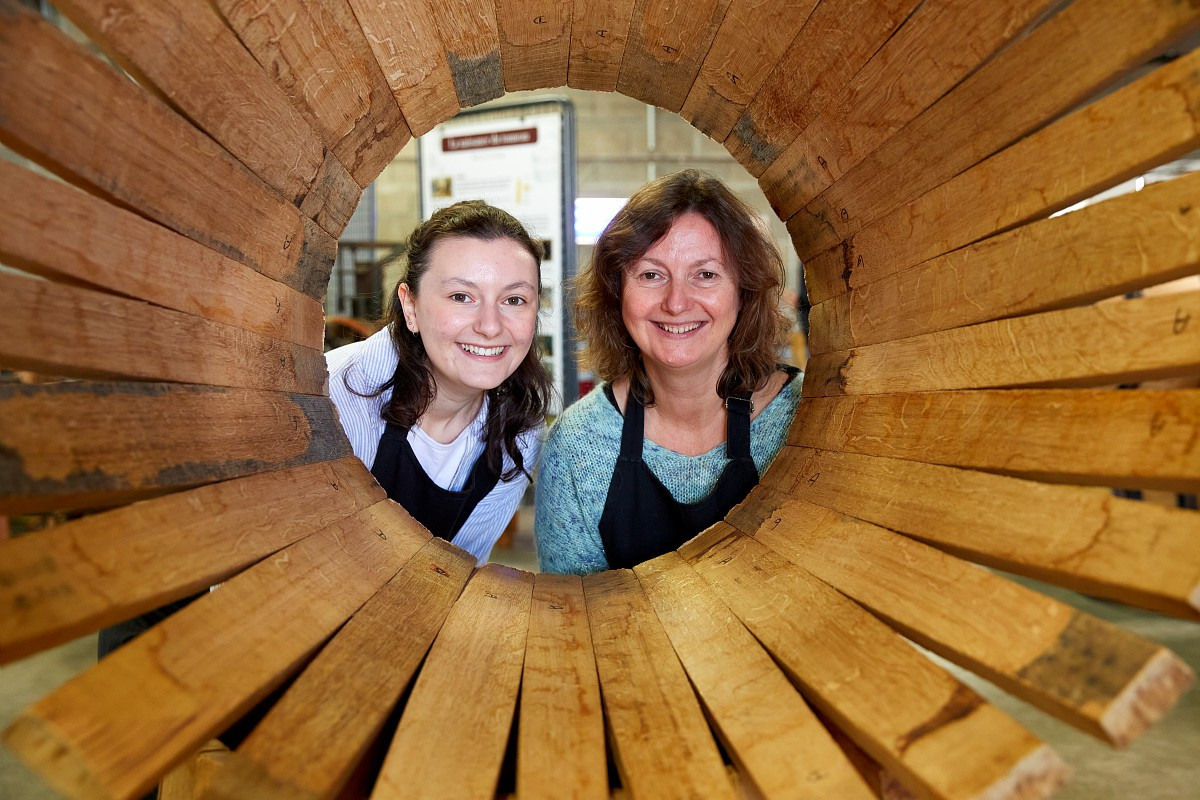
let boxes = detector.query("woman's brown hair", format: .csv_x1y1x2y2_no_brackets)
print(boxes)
574,169,790,405
354,200,552,481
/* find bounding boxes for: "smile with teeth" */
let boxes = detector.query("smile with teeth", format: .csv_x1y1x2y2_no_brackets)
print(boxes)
657,322,703,334
460,343,505,357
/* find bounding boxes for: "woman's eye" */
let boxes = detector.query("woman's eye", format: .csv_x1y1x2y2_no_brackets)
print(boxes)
639,270,661,282
449,292,471,303
503,296,528,306
697,270,718,281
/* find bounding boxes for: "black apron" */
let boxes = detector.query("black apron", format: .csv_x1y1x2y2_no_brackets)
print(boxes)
597,386,759,569
370,419,500,540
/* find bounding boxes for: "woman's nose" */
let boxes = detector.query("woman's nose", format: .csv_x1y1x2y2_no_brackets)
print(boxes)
475,303,502,336
662,278,690,314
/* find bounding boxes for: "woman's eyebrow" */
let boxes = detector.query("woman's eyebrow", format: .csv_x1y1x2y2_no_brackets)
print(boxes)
632,256,722,268
440,277,537,293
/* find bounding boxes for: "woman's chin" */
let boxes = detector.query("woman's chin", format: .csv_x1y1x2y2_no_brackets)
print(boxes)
647,353,716,374
643,341,726,372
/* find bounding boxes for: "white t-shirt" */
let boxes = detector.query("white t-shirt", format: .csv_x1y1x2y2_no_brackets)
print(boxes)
326,328,543,564
408,416,479,490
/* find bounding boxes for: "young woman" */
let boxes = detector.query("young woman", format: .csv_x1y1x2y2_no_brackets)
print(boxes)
535,170,798,574
97,201,551,664
327,200,552,564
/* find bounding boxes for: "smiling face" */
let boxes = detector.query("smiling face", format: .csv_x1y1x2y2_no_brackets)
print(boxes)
398,235,540,403
621,212,739,378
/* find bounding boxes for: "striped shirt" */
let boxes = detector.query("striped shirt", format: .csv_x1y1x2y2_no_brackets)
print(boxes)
327,328,542,564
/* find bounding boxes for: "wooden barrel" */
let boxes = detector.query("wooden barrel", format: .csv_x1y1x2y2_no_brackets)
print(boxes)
1,1,1197,798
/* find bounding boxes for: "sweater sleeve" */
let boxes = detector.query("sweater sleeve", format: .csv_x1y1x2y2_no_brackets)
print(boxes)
534,421,609,575
533,389,618,575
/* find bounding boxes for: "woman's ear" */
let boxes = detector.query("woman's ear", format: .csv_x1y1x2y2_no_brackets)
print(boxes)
397,283,418,333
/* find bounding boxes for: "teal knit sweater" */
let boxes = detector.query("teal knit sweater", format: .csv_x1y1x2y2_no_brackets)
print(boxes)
534,376,802,575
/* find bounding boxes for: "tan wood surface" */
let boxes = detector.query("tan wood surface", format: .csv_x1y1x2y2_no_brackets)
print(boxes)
583,569,737,800
678,0,817,142
371,563,533,800
297,151,363,238
0,161,324,351
803,291,1200,396
2,500,430,800
606,766,781,800
311,0,418,187
723,0,917,176
634,552,876,800
160,741,231,800
495,0,571,90
808,169,1200,354
201,537,475,800
2,1,1198,797
295,218,339,301
0,382,351,514
731,488,1195,746
567,0,637,91
821,722,919,800
517,573,607,800
348,0,461,136
759,0,1051,221
53,0,333,215
763,446,1200,620
0,1,334,301
790,389,1200,492
0,271,326,394
0,458,383,665
615,0,731,113
796,44,1200,299
681,524,1070,800
214,0,413,189
791,0,1200,275
426,0,505,106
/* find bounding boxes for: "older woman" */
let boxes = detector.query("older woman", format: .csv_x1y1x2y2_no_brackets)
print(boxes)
536,170,798,574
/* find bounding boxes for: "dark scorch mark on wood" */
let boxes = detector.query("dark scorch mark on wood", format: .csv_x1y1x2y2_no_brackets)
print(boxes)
449,51,504,107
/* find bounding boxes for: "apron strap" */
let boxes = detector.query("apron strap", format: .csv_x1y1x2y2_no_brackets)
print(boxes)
724,393,753,460
370,420,501,540
618,387,646,459
455,449,502,526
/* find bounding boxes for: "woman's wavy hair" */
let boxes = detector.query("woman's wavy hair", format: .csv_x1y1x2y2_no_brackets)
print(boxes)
358,200,551,481
574,169,790,405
